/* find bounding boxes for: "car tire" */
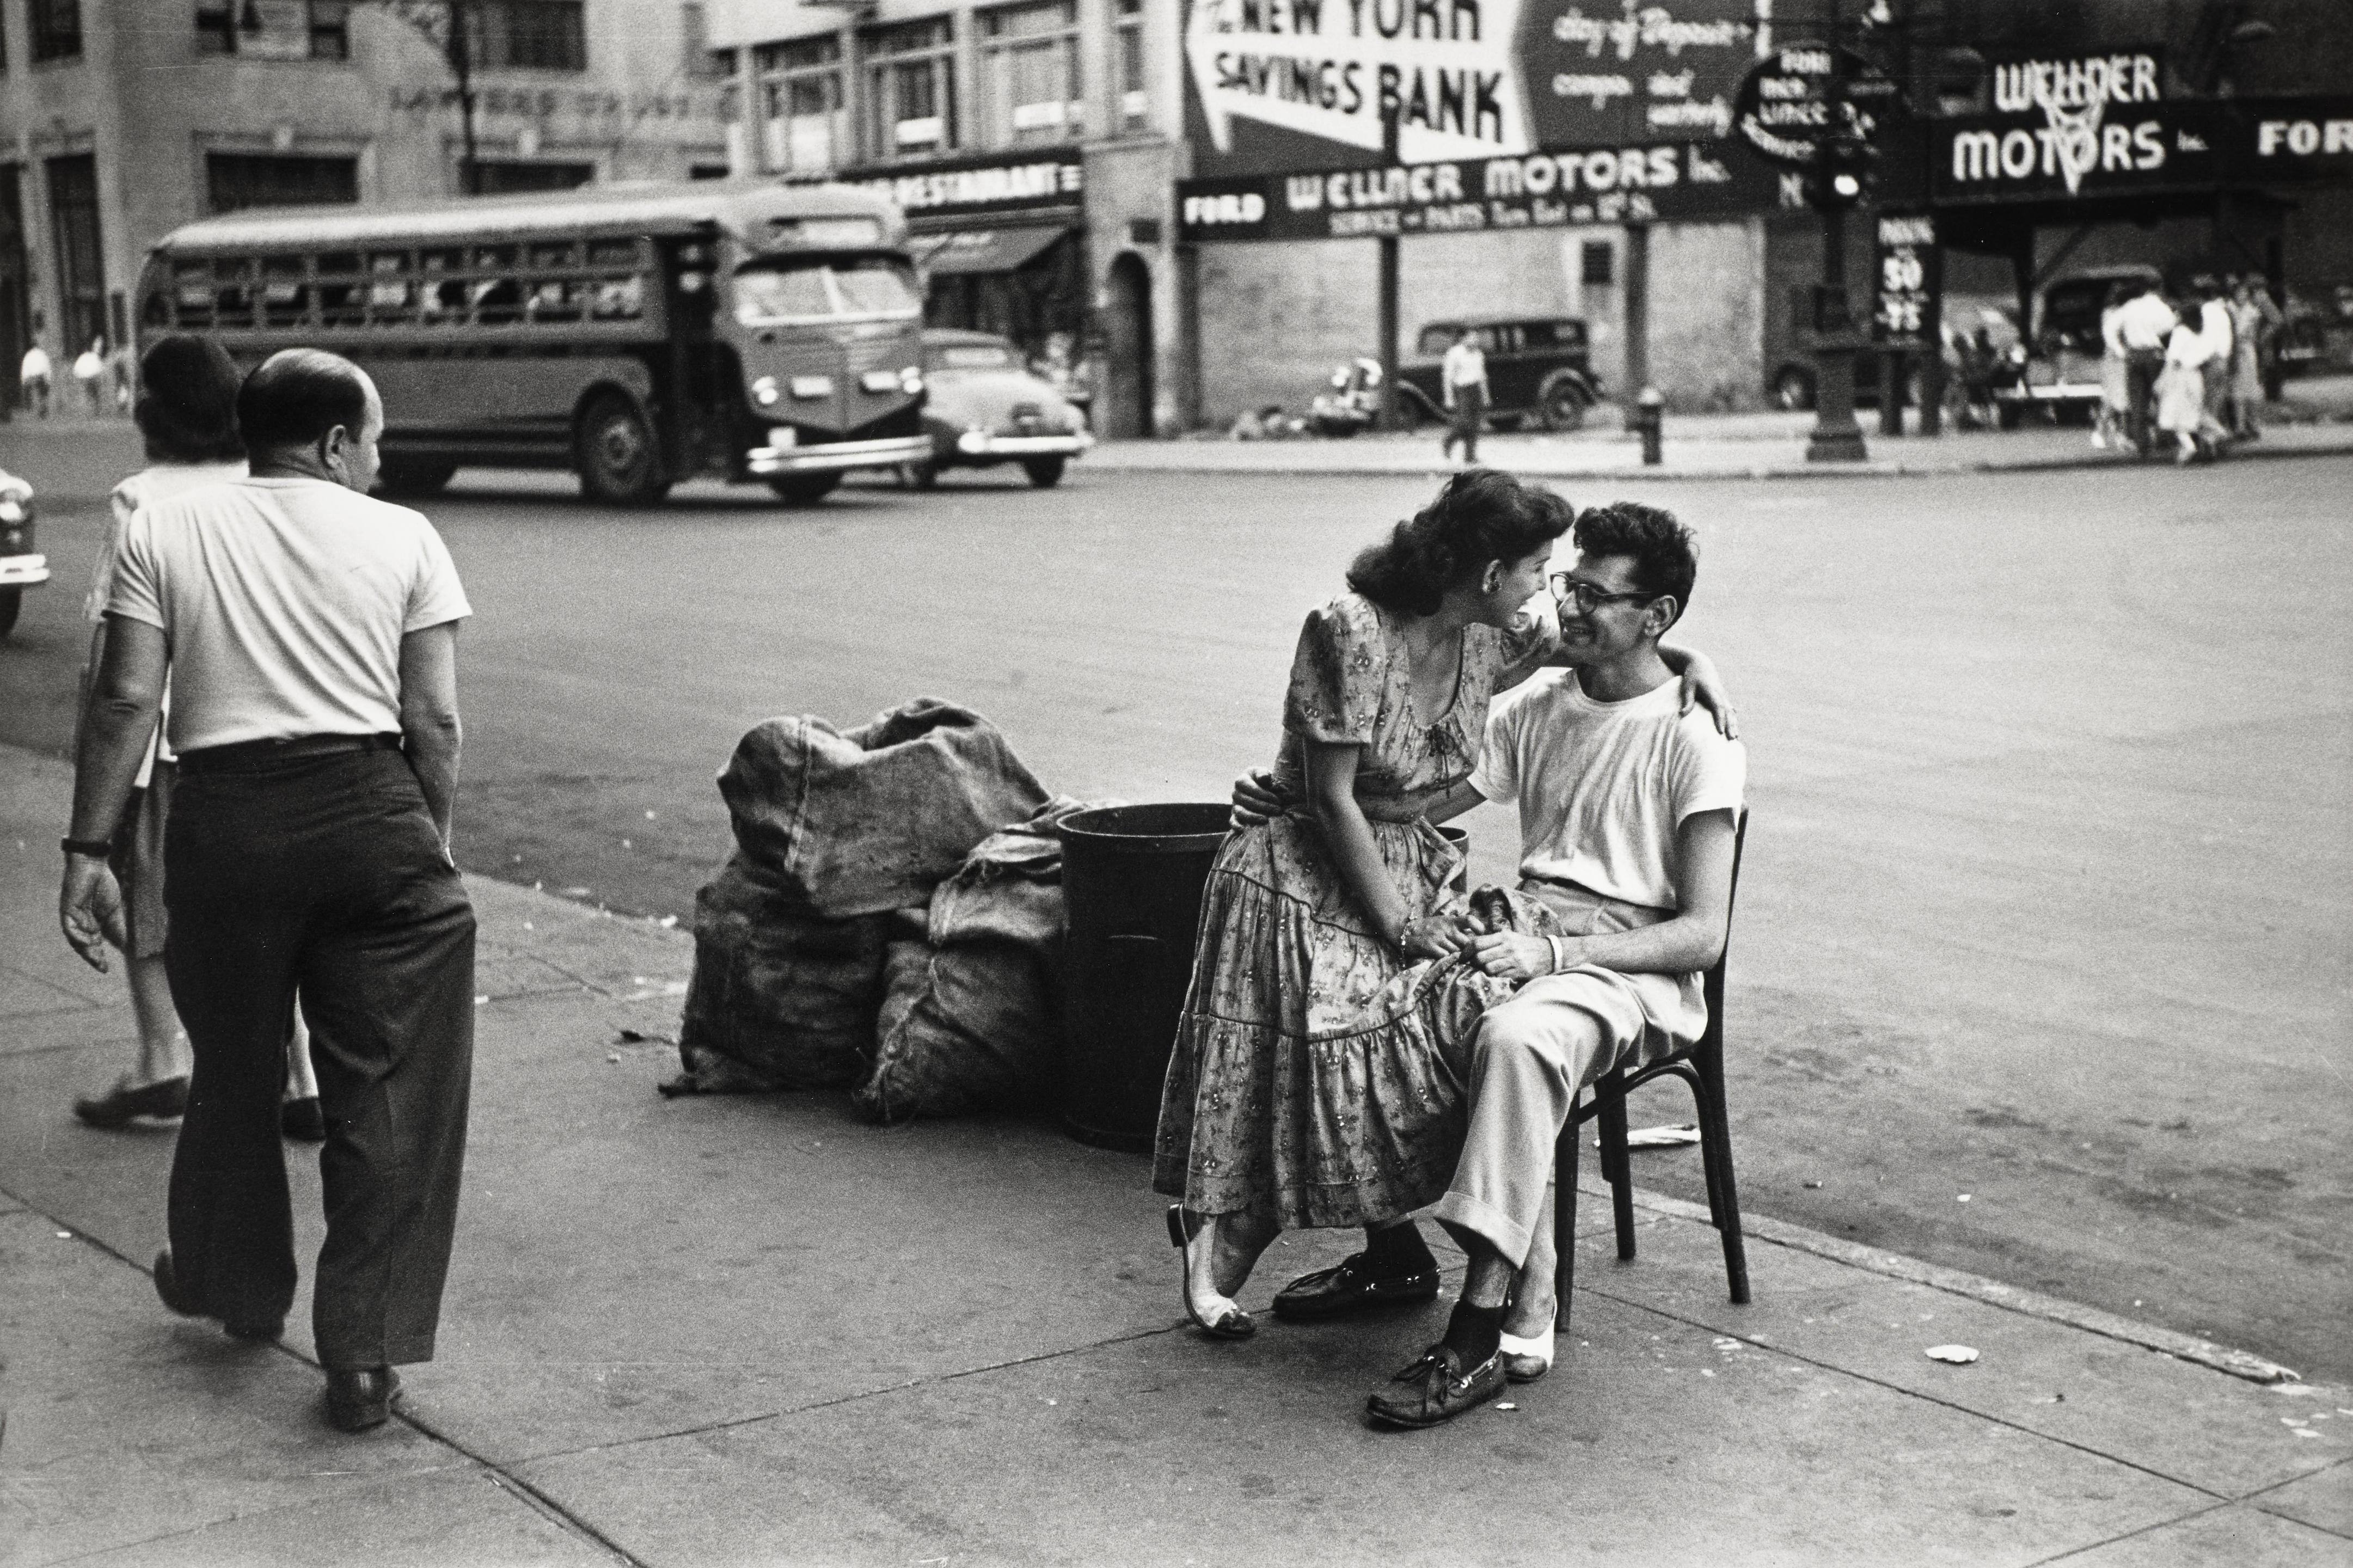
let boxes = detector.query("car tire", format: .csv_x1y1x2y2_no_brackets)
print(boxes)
575,394,670,506
903,462,939,490
0,587,17,640
767,473,842,505
1022,457,1065,489
1997,403,2024,431
1772,366,1816,412
376,457,458,498
1536,377,1588,432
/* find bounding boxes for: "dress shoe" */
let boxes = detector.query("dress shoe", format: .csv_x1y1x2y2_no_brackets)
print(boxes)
325,1367,403,1433
1365,1342,1508,1429
1166,1207,1254,1339
1271,1252,1440,1321
74,1075,189,1129
1499,1326,1555,1384
280,1096,326,1142
152,1248,203,1317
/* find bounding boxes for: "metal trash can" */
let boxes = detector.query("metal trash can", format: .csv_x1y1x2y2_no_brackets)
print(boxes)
1058,803,1230,1153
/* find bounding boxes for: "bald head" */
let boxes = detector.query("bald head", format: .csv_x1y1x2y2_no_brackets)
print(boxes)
238,349,383,491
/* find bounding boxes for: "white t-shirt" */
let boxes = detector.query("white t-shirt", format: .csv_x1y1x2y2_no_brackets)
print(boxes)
1472,668,1747,911
107,476,471,754
85,461,247,781
1442,339,1487,392
19,347,50,382
2115,293,2176,351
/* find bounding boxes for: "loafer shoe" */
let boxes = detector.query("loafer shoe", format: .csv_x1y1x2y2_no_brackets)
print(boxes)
325,1367,403,1433
153,1248,203,1318
280,1097,326,1142
75,1075,189,1129
1271,1253,1440,1321
1365,1343,1508,1430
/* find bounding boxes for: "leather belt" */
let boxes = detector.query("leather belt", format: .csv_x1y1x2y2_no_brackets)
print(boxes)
177,733,403,775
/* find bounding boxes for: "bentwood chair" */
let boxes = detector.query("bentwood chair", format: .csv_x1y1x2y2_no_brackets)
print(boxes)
1552,813,1749,1330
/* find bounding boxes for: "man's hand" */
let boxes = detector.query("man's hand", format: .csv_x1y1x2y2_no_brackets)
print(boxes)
1401,910,1478,961
59,857,128,973
1229,767,1290,828
1472,930,1567,982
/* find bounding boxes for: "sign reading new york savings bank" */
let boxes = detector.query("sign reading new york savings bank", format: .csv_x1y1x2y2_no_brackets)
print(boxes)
1183,0,1766,174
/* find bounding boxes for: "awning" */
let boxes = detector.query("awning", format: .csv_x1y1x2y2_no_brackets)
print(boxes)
910,224,1071,276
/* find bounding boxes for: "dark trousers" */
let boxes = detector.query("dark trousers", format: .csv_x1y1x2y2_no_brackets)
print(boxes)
1443,386,1486,463
163,748,475,1368
2124,350,2164,454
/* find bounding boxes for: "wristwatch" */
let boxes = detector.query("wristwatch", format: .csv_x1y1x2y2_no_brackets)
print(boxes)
61,836,113,858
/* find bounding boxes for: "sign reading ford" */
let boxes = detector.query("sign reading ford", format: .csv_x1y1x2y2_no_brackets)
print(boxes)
1730,44,1897,168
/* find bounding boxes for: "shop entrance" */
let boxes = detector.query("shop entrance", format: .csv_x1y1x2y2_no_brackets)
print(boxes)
1099,250,1153,439
917,225,1082,369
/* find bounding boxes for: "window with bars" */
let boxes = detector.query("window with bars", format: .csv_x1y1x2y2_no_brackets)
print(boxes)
980,1,1081,149
758,34,847,174
865,19,957,157
31,0,82,63
46,156,103,351
1114,0,1149,133
458,1,587,71
195,1,351,61
205,154,360,215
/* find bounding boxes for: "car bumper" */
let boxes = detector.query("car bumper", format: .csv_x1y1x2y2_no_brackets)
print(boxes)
747,434,936,476
0,553,50,589
951,430,1094,460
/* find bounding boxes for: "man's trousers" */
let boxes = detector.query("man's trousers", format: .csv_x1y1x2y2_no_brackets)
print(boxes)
163,746,475,1369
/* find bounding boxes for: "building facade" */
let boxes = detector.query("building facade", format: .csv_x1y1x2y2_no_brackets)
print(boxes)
1,0,733,414
708,0,1184,436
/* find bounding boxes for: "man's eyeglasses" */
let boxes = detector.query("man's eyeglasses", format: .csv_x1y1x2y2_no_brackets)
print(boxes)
1549,573,1655,613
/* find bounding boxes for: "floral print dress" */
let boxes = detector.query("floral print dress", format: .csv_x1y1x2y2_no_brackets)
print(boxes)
1153,592,1553,1229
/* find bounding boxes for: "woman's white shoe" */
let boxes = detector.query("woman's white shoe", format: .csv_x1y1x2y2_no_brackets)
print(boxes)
1167,1206,1255,1339
1499,1326,1555,1383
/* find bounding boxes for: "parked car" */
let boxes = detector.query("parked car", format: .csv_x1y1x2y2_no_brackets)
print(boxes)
0,469,46,640
913,328,1093,488
1992,264,2162,428
1398,317,1602,432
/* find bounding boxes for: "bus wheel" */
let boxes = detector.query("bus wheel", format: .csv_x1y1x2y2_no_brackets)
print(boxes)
377,457,458,497
767,473,841,506
0,589,18,640
1022,457,1065,488
576,395,670,505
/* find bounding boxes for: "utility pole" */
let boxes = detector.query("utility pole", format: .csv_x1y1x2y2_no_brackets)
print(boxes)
447,1,480,195
1805,10,1869,463
1376,108,1402,430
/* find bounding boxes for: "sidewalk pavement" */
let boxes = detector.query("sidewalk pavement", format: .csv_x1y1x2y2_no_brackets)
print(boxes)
2,741,2347,1567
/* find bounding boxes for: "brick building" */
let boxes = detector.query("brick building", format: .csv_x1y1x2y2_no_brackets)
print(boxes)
0,0,733,414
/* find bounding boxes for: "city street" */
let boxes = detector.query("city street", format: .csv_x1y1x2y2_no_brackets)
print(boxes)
0,450,2346,1390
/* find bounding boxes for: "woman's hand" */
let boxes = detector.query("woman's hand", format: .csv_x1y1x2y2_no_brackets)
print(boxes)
1398,911,1476,960
1676,663,1738,739
1229,767,1290,828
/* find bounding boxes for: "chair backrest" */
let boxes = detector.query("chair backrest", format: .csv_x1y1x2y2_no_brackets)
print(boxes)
1696,811,1748,1059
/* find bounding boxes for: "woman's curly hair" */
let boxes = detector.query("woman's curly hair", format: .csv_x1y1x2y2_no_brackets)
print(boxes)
1345,468,1574,616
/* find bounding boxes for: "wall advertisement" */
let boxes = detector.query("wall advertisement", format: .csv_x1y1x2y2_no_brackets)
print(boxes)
1176,136,1786,241
1181,0,1767,174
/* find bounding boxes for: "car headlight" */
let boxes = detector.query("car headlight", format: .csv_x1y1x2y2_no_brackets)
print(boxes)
2007,345,2028,364
901,366,924,395
752,375,780,407
956,428,990,454
0,499,23,525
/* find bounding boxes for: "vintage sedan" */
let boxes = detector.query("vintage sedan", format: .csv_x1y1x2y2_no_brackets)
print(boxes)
914,328,1093,488
0,469,46,640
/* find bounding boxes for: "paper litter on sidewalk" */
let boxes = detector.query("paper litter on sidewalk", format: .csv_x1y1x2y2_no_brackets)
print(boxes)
1925,1345,1981,1364
1594,1123,1701,1150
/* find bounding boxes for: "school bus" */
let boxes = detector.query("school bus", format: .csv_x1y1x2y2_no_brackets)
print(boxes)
137,181,932,505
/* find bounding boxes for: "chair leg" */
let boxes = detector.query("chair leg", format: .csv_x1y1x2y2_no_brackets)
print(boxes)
1694,1054,1750,1306
1598,1081,1637,1261
1553,1112,1579,1334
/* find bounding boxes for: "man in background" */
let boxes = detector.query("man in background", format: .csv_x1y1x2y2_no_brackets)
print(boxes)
1441,327,1490,464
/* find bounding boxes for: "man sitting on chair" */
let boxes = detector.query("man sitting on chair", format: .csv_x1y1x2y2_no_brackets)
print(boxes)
1367,500,1745,1428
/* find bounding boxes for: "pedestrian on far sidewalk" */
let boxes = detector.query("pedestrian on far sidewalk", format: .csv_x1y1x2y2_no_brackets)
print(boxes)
1440,327,1489,464
2156,307,2211,465
2093,283,2130,450
2113,278,2176,455
2228,277,2274,440
2196,282,2235,450
20,330,52,419
73,338,108,418
60,347,476,1435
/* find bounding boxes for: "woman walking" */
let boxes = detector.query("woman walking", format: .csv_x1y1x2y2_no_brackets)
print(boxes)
1154,469,1724,1343
2156,305,2213,465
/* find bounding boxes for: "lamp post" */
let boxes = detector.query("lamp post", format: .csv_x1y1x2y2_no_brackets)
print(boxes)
1804,54,1871,463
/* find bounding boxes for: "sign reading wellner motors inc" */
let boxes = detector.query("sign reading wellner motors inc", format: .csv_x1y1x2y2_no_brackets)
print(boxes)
1176,137,1785,241
1183,0,1767,175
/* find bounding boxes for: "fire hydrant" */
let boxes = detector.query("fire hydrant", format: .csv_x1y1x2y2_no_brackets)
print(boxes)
1634,387,1665,466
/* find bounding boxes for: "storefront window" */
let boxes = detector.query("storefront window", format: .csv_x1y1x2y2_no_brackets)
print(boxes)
866,19,958,157
1114,0,1149,133
981,1,1082,149
758,35,848,175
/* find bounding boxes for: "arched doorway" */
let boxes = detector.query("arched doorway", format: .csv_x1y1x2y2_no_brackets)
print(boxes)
1100,252,1154,439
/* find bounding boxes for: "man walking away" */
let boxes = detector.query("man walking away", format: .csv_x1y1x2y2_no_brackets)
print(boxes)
20,328,51,419
1440,327,1489,464
2113,279,2176,457
60,348,476,1434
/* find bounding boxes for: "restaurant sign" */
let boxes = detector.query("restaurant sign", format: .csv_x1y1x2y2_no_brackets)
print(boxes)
1182,0,1766,175
1176,137,1785,241
828,152,1085,221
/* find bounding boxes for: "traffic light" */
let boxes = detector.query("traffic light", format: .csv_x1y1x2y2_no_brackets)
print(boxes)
1807,133,1877,210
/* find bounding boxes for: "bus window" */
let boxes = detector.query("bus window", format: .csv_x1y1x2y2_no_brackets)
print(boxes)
142,290,172,330
260,254,309,328
528,241,578,270
367,253,412,323
174,261,217,328
215,260,256,328
473,276,524,326
587,238,641,267
527,279,583,323
318,252,365,326
589,275,645,320
732,259,834,323
830,256,921,318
